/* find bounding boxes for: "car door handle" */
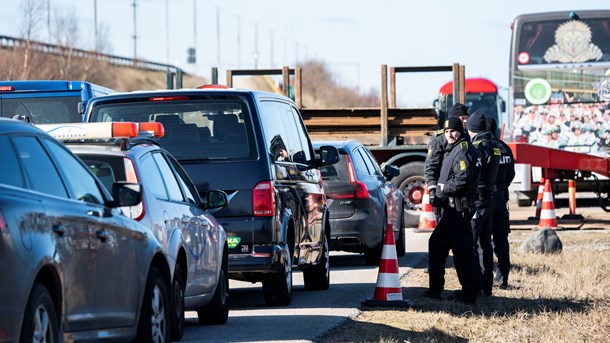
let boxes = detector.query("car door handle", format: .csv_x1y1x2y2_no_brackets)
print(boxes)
52,225,65,236
86,210,102,217
96,230,109,242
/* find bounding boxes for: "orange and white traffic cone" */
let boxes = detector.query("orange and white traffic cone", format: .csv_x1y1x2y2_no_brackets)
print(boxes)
528,177,546,220
415,185,436,233
363,223,411,308
538,179,558,230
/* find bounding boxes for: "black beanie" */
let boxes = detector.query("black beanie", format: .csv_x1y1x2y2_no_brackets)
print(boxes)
451,103,469,117
444,116,464,133
467,110,486,133
485,117,497,133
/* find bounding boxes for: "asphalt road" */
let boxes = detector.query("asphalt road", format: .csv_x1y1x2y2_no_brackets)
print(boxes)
179,196,609,342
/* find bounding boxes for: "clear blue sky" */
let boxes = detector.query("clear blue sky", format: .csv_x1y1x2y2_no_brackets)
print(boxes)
0,0,606,106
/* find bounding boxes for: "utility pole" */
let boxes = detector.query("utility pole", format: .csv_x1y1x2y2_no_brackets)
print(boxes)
47,0,51,43
269,29,274,68
165,0,169,64
94,0,98,50
132,0,137,60
193,0,197,73
253,23,259,69
236,15,241,68
216,7,220,69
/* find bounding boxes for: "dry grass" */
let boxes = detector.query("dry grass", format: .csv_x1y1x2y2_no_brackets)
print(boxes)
319,229,610,343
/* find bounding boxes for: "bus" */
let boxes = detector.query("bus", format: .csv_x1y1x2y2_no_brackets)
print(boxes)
508,10,610,205
0,80,114,123
437,77,506,137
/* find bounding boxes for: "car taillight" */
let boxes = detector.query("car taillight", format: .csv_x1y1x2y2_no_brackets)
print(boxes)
346,155,369,199
123,158,145,221
0,209,8,233
252,181,275,217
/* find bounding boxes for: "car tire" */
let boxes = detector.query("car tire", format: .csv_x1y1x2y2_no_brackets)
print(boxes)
303,232,330,290
21,283,59,343
392,162,425,228
395,213,406,257
136,266,170,343
364,215,386,266
197,264,229,325
263,247,292,306
170,264,185,340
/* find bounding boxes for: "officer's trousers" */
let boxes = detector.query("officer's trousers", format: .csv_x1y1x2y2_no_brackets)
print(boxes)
428,206,478,297
471,195,495,295
492,191,510,286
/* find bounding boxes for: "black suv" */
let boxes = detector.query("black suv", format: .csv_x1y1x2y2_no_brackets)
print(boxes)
85,88,339,306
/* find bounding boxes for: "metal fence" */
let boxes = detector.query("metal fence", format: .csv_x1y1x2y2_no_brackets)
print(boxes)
0,34,183,74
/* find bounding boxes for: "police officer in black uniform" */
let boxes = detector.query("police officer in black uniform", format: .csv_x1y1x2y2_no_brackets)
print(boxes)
486,117,515,289
466,111,501,297
424,116,480,304
425,103,470,211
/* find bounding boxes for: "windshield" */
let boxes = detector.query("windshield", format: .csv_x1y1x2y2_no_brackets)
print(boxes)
90,98,257,161
510,16,610,156
0,96,81,123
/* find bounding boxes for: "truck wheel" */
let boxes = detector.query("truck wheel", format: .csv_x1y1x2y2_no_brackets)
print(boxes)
392,162,425,227
263,248,293,306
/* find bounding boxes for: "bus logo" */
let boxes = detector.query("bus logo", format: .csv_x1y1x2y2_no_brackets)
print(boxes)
524,78,552,105
518,52,530,64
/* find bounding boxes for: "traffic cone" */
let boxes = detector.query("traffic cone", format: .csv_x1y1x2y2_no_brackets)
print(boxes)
538,179,558,230
528,177,545,220
363,223,411,308
415,185,436,233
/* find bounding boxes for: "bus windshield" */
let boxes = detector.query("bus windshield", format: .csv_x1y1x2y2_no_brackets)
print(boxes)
509,11,610,156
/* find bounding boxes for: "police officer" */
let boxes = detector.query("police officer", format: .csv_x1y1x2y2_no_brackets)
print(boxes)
424,116,480,304
486,117,515,289
466,111,501,297
425,103,470,211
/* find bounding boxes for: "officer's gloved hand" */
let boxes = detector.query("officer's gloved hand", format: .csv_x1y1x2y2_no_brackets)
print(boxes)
431,191,443,207
428,186,436,205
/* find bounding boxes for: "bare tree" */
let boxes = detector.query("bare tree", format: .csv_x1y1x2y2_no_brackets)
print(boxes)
16,0,47,79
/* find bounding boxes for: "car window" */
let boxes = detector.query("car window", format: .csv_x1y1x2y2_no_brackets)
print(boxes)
138,153,169,200
352,148,372,176
163,154,198,204
0,136,25,188
11,136,68,198
260,101,292,162
289,107,312,163
42,138,105,204
362,148,383,176
152,152,184,202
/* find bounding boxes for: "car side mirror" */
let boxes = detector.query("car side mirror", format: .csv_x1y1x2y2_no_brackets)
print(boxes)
110,182,141,207
202,190,228,211
382,164,400,179
315,145,339,167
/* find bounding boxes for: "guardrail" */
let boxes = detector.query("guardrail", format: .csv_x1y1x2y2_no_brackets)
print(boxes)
0,34,183,74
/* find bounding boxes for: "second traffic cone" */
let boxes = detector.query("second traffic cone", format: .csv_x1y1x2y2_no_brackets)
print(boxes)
528,177,545,220
538,179,558,230
363,223,411,308
415,185,436,232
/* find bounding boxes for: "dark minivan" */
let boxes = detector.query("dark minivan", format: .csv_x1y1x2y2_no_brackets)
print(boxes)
85,88,339,306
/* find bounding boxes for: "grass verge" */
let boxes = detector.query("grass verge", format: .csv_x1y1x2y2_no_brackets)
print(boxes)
319,229,610,343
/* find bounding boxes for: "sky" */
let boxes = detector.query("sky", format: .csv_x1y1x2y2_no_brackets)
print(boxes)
0,0,607,106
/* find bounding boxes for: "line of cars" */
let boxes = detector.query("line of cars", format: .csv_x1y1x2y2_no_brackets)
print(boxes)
0,84,406,342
